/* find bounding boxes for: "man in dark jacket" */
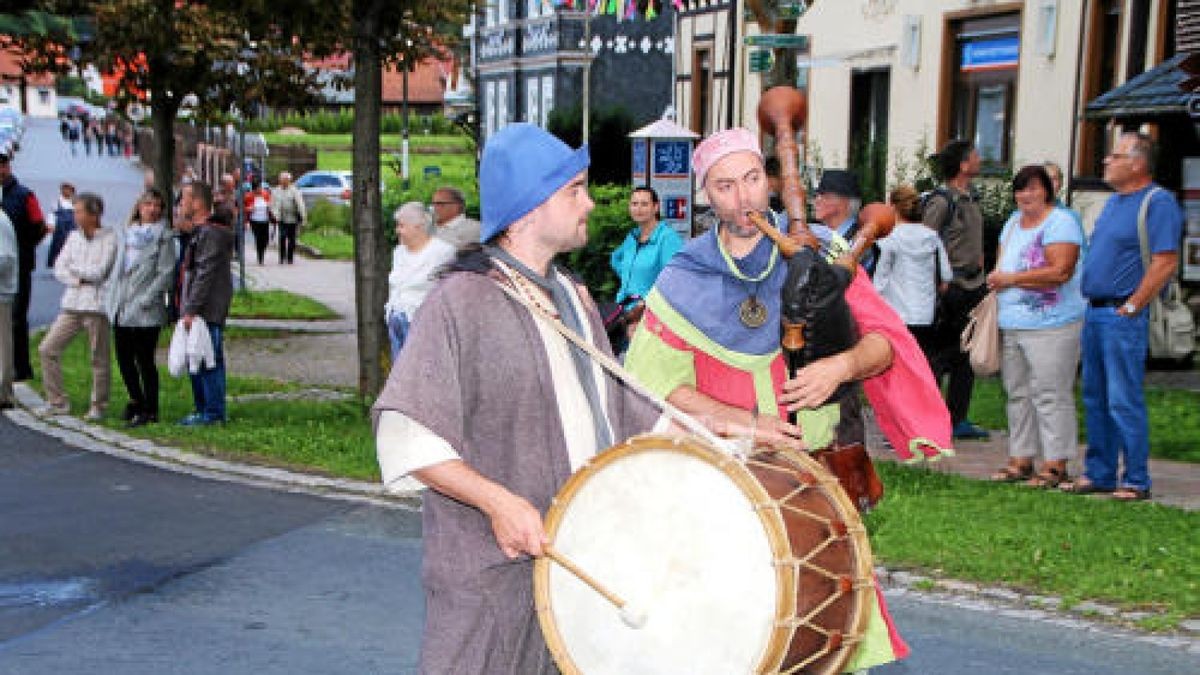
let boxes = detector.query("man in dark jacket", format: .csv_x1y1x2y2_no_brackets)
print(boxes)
178,182,234,425
0,152,49,381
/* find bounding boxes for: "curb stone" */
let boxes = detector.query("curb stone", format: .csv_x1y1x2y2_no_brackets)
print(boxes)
877,568,1199,650
8,383,421,510
7,384,1198,649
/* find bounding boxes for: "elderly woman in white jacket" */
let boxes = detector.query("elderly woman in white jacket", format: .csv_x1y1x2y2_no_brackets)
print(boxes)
38,192,117,419
385,202,455,358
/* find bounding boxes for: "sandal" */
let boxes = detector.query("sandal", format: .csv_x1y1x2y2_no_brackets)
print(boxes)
990,462,1034,483
1111,487,1152,502
1059,477,1114,495
1026,466,1069,489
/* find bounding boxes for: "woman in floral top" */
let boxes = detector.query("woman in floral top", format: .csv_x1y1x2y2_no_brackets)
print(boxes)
986,165,1086,488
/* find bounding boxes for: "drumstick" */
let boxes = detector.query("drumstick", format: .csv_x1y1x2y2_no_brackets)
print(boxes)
544,545,648,629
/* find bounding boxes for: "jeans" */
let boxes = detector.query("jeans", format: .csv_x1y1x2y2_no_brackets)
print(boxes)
1080,306,1150,490
187,323,226,422
387,311,410,360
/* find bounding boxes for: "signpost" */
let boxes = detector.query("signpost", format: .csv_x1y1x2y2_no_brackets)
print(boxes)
749,49,774,74
743,34,810,49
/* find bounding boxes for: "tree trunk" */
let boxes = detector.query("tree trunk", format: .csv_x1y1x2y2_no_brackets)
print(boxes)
351,5,389,398
149,95,178,227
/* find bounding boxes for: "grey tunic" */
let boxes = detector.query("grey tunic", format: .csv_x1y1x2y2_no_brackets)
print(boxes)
373,266,656,674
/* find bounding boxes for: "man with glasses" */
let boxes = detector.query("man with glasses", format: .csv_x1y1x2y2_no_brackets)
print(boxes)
429,186,481,249
1060,132,1184,502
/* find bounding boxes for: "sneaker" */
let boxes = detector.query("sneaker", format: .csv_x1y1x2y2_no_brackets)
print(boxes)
179,413,223,427
36,403,70,416
121,402,140,422
952,420,990,440
84,407,104,422
127,412,158,428
178,412,206,426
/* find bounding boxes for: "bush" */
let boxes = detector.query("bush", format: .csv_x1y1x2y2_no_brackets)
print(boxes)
307,200,352,234
245,109,462,136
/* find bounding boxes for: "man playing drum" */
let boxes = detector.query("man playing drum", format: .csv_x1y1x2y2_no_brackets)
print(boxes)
625,128,954,671
372,124,657,673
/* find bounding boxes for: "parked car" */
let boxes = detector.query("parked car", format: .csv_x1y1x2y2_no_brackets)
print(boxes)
294,170,353,211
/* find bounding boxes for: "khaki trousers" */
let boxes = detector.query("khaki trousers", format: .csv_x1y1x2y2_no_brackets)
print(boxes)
38,310,110,410
0,300,13,404
1000,320,1083,462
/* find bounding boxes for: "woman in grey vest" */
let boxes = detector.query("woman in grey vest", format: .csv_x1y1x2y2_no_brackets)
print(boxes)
106,188,176,426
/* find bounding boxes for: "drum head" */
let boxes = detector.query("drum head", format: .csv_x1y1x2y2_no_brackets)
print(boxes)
534,435,793,674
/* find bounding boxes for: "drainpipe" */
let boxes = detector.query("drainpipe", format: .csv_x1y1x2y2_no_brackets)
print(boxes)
1067,0,1090,200
726,0,739,128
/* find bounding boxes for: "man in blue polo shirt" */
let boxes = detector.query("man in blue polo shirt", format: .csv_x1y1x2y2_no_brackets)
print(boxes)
1064,132,1183,501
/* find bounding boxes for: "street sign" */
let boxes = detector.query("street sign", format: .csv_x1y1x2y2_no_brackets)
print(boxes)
776,0,809,19
749,49,774,73
744,34,809,49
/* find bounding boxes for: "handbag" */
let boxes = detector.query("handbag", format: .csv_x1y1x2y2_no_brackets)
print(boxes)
960,290,1000,376
1135,188,1196,361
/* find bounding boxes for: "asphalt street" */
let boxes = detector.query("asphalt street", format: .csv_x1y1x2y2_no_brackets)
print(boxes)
0,414,427,674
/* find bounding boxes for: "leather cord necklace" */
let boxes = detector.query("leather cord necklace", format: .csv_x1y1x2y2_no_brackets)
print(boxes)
716,227,778,329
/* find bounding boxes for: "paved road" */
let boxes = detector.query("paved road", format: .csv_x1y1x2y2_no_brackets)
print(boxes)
0,414,426,674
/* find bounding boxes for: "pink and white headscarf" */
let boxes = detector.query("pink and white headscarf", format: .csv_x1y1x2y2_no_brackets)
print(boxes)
691,128,763,186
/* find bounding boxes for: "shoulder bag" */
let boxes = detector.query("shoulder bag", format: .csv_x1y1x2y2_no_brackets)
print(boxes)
1136,188,1195,361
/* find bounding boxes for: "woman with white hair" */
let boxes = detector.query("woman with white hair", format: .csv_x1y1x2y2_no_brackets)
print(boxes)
385,201,455,358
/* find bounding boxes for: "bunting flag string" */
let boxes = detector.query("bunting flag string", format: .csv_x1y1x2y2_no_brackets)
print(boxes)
554,0,674,19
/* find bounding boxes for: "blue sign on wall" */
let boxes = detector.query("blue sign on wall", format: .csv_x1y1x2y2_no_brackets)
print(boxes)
961,36,1020,72
632,139,647,177
653,141,690,177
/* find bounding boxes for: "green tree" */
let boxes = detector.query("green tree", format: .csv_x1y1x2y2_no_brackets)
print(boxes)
4,1,321,218
288,0,471,397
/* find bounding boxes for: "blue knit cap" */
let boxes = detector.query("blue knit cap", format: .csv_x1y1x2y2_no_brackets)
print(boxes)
479,123,590,242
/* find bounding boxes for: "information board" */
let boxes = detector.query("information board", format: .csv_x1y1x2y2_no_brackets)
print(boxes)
653,141,690,177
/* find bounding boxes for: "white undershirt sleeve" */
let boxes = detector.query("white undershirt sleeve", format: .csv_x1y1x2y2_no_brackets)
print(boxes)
375,409,461,491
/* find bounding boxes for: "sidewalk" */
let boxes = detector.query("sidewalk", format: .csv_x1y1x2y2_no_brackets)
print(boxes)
867,428,1200,512
225,247,358,388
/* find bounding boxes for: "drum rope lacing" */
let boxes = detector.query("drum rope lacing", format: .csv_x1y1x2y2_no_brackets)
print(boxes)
491,274,742,456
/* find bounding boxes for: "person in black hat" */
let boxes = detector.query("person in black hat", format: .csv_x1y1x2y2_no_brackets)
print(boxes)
0,150,49,381
814,168,877,276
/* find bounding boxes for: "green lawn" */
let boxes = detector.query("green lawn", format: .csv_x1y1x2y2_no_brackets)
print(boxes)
299,231,354,261
867,462,1199,624
968,376,1200,463
263,132,472,152
30,331,376,480
229,289,339,320
316,150,476,183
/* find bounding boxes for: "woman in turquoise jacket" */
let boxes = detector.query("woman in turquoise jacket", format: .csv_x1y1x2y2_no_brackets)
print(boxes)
611,187,683,306
609,187,683,351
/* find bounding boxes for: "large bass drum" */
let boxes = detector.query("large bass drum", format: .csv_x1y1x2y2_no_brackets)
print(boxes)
533,434,874,674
